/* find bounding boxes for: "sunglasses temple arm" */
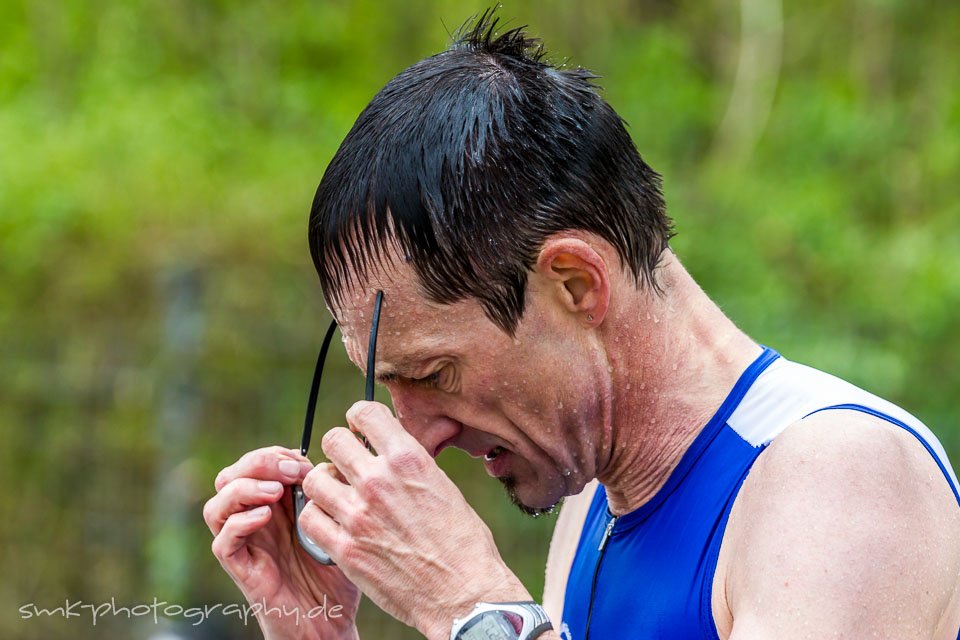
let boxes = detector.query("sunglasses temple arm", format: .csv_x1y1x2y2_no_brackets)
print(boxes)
294,292,381,566
301,319,339,457
294,318,339,566
365,290,383,402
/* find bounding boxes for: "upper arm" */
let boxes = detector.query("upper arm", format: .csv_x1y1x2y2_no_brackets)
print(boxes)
720,410,960,640
543,478,598,625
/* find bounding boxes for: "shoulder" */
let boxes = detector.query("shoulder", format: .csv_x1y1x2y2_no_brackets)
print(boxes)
740,408,958,524
744,408,957,514
716,409,960,639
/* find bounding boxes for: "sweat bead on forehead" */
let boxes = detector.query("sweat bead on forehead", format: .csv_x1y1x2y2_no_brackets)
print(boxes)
332,255,497,382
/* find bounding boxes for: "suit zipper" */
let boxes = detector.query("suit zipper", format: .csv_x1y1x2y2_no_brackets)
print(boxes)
585,514,617,640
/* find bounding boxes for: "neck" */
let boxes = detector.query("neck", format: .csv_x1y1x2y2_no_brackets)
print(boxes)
596,254,762,515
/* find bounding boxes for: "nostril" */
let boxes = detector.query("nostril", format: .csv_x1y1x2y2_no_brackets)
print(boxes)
429,420,464,458
432,436,455,458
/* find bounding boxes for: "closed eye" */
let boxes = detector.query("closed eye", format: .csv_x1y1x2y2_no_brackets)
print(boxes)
411,371,442,388
377,370,441,388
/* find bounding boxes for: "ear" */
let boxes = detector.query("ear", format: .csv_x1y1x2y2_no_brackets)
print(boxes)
534,237,610,327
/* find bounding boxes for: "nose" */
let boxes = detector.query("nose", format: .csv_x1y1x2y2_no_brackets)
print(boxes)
388,387,461,457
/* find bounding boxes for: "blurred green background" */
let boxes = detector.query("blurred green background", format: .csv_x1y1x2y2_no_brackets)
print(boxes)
2,0,958,638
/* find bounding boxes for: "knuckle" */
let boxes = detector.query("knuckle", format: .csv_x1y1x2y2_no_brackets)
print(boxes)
297,502,316,530
235,449,256,468
214,465,235,490
202,497,218,526
301,468,322,498
211,535,227,560
321,427,350,453
250,450,274,475
339,504,361,531
237,447,283,478
388,448,429,475
347,401,381,425
356,470,391,499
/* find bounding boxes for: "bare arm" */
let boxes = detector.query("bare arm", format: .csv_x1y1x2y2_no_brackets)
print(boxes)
717,410,960,639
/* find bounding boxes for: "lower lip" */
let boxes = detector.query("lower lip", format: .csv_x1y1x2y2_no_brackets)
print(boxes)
483,450,511,477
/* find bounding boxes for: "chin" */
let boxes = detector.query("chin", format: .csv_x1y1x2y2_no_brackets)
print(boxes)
499,475,563,517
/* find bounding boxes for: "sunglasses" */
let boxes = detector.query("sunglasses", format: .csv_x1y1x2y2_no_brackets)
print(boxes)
292,290,383,565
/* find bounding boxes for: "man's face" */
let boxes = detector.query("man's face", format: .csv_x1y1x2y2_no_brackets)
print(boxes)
334,259,609,514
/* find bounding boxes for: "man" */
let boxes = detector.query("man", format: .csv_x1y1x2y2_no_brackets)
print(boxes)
203,12,960,640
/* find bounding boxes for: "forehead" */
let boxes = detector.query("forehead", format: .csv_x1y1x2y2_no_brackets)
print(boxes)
330,259,495,372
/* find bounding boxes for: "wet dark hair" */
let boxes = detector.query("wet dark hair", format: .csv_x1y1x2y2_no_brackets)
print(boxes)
308,8,673,334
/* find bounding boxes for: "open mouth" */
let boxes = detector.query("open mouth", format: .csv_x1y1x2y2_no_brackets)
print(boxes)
484,446,505,462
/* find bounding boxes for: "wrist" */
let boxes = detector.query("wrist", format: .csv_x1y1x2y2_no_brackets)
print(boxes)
448,601,553,640
422,576,533,640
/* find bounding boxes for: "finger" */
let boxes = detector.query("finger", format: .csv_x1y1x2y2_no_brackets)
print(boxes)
211,505,273,563
203,477,285,536
345,401,419,456
321,426,374,484
297,499,344,561
302,463,353,523
215,447,312,491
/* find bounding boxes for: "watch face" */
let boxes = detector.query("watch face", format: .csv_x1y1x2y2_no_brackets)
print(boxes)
459,611,519,640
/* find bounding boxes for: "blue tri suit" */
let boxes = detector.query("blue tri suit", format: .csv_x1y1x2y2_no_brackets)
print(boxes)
561,347,960,639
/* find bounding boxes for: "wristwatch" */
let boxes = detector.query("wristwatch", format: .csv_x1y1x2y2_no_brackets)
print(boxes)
450,601,553,640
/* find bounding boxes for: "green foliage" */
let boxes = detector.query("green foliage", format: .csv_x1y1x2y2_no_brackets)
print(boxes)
1,1,957,638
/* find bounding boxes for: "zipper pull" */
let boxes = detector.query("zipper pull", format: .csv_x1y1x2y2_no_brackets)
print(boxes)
598,516,617,552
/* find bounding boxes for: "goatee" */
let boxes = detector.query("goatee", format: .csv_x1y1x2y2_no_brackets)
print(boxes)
499,475,561,517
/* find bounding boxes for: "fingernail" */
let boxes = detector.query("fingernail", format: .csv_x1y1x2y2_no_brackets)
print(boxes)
246,505,269,517
278,459,300,478
258,480,282,493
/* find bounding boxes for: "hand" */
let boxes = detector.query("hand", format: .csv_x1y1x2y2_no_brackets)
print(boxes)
299,402,532,640
204,446,361,640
